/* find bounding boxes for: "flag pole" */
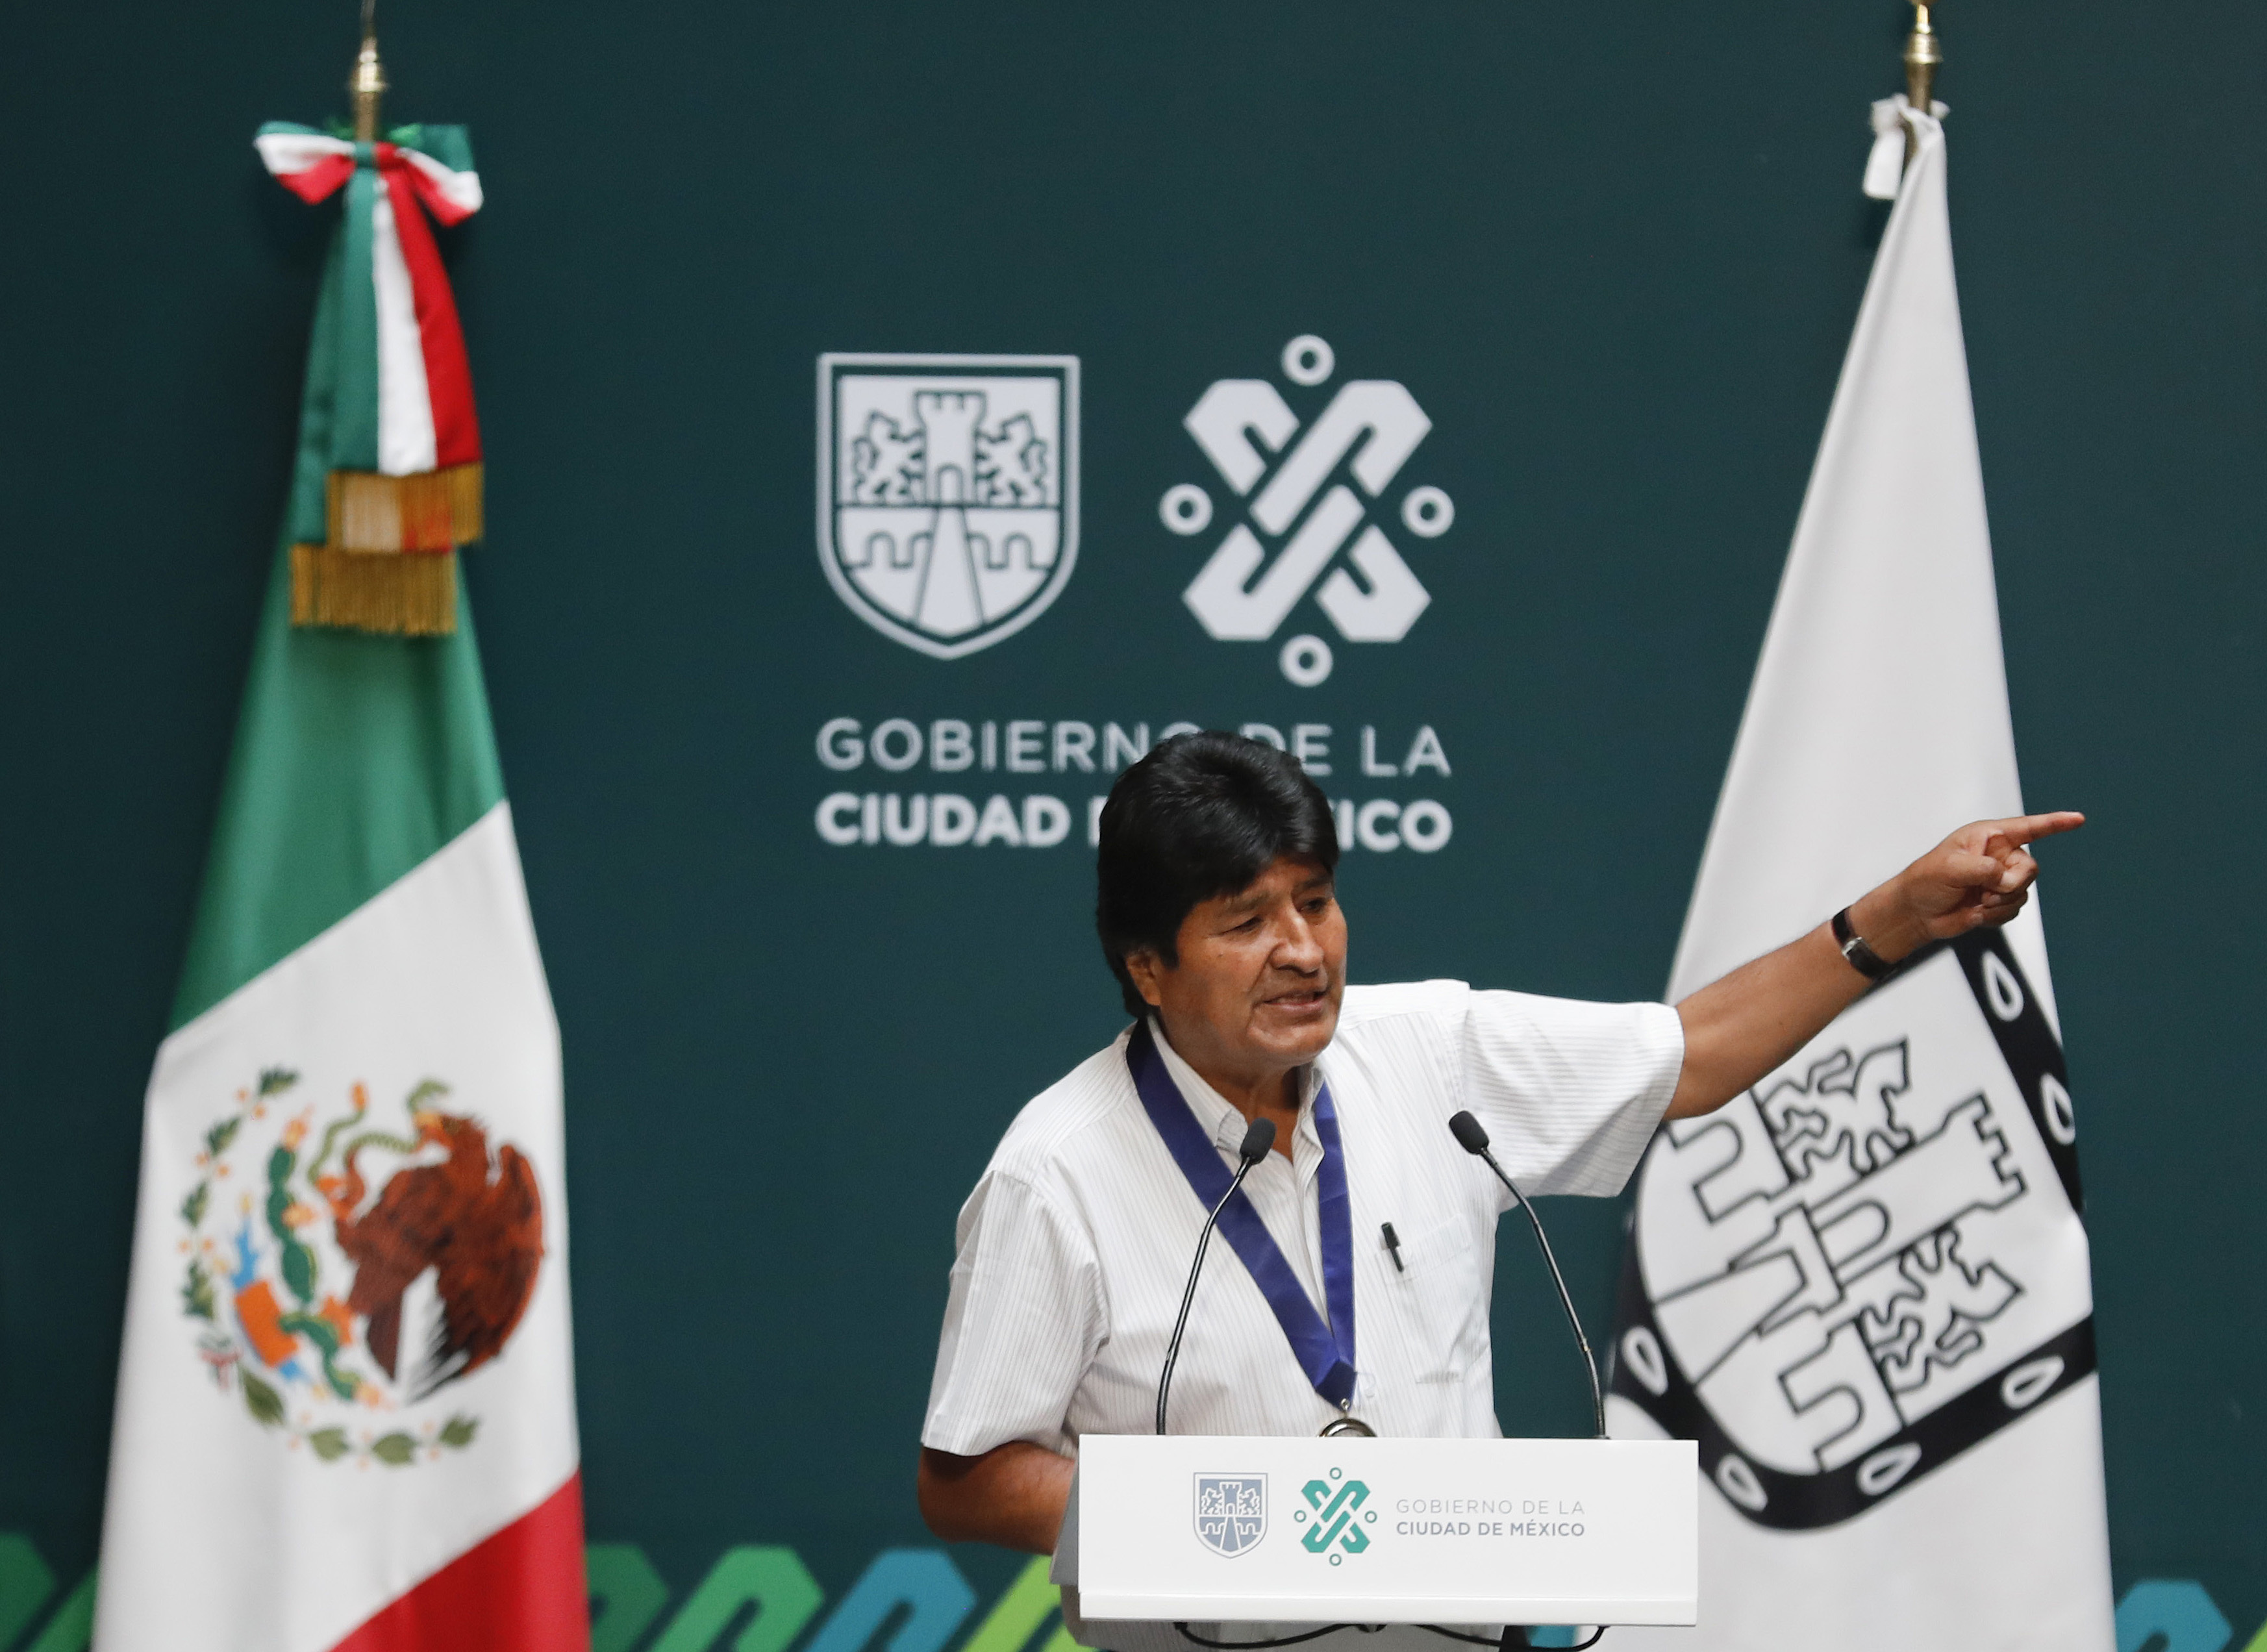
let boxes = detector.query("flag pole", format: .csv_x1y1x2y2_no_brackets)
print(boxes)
350,0,385,142
1903,3,1942,158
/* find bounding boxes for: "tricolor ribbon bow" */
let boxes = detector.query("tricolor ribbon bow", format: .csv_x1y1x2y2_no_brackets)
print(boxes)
255,121,485,634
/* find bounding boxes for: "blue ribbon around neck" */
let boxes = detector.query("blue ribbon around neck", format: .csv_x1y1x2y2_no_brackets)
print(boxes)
1128,1021,1357,1411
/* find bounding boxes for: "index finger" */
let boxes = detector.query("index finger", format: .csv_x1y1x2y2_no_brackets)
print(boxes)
1998,811,2086,846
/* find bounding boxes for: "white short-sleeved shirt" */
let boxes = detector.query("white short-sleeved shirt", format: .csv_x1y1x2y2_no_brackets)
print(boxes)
921,980,1683,1457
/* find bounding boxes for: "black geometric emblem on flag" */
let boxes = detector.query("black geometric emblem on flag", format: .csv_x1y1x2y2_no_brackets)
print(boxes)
1614,929,2093,1530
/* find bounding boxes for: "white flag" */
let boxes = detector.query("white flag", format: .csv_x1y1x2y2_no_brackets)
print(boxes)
1605,103,2114,1651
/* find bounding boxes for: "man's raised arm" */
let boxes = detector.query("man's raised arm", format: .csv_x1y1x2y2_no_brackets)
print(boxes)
1666,812,2085,1121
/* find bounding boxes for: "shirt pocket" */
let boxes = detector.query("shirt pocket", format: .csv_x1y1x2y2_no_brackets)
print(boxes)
1375,1209,1484,1386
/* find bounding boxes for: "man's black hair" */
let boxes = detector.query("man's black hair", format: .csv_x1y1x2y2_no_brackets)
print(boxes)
1096,731,1340,1018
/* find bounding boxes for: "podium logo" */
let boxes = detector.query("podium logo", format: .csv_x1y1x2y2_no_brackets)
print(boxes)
1163,336,1452,685
1296,1469,1373,1563
818,355,1079,659
1616,930,2094,1530
1193,1473,1268,1557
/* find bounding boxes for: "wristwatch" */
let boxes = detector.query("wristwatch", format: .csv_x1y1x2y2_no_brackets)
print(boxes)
1831,906,1894,982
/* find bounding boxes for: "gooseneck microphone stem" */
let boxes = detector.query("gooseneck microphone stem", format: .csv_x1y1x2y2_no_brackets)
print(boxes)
1449,1112,1605,1440
1157,1116,1276,1435
1155,1171,1251,1435
1166,1112,1605,1652
1505,1160,1605,1438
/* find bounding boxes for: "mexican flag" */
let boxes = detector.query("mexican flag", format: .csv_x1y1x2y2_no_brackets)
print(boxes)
93,129,586,1652
1605,99,2114,1649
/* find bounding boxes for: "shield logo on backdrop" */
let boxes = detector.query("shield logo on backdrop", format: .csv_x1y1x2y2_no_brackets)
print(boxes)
1194,1473,1267,1557
1612,929,2095,1529
817,354,1079,659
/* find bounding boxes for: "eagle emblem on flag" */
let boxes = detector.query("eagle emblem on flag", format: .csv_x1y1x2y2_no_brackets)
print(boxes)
175,1067,544,1468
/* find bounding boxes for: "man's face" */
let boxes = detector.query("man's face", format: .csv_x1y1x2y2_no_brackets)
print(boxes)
1128,855,1349,1084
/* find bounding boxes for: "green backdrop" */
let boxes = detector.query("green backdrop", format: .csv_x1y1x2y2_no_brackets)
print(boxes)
3,1,2261,1647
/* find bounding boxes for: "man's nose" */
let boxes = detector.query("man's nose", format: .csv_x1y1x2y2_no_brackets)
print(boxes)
1271,910,1325,971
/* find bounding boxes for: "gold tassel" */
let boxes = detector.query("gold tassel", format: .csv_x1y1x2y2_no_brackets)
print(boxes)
326,462,483,553
290,463,477,634
290,545,457,636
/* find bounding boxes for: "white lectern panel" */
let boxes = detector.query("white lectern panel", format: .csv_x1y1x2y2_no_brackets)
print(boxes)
1076,1436,1696,1627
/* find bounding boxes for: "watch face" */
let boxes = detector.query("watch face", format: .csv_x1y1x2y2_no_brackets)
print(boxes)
1833,910,1894,982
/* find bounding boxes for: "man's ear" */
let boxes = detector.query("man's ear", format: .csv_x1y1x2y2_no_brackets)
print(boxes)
1123,949,1168,1009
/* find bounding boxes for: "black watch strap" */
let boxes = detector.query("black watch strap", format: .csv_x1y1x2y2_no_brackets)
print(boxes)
1832,906,1894,982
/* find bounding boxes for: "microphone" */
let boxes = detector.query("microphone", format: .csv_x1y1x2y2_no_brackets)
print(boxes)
1156,1116,1276,1434
1449,1110,1605,1439
1163,1115,1601,1652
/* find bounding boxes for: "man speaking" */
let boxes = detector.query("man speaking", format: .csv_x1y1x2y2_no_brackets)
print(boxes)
917,732,2079,1560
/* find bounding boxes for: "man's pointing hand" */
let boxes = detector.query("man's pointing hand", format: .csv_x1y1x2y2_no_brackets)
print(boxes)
1853,811,2087,962
1668,810,2086,1120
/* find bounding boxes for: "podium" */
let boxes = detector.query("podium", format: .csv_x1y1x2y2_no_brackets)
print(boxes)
1058,1436,1697,1634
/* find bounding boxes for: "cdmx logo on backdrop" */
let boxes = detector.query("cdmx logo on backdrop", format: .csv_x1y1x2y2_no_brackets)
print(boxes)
1612,928,2094,1529
812,340,1451,686
1162,335,1452,686
818,354,1079,659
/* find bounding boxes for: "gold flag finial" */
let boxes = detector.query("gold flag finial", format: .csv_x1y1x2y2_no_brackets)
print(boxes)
349,0,386,142
1904,3,1942,115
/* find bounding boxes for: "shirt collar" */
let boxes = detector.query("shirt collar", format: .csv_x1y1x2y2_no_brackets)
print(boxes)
1147,1018,1324,1161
